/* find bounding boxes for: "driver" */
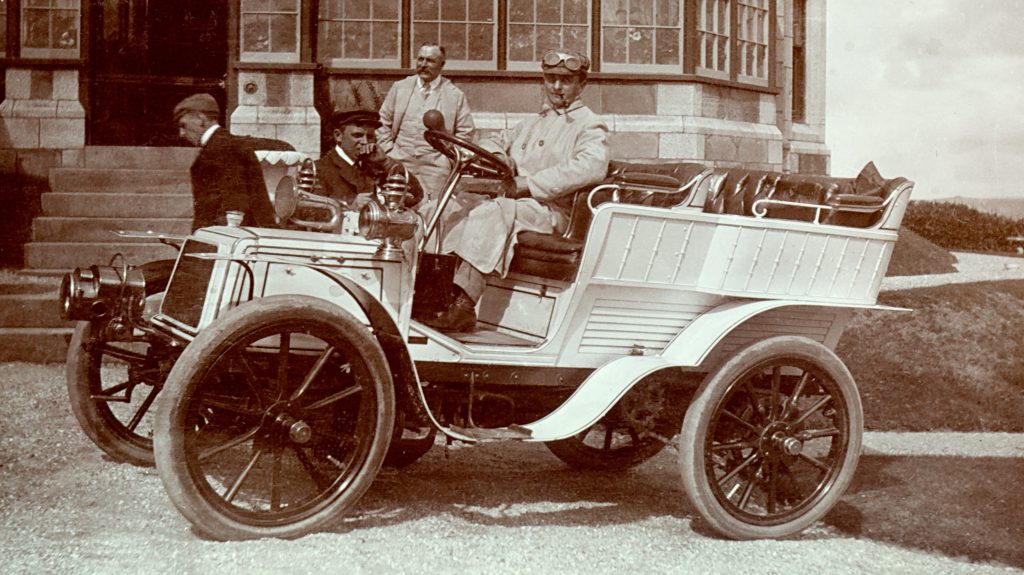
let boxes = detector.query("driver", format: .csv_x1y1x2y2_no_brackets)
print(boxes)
424,49,610,332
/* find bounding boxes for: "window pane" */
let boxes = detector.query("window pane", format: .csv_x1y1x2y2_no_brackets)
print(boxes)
628,28,652,64
603,27,627,63
270,14,297,53
345,0,370,19
413,23,439,49
655,27,679,65
536,1,559,24
508,24,534,60
271,0,297,11
344,21,370,58
509,0,532,23
373,0,398,19
564,25,588,53
441,0,465,21
441,22,466,60
243,0,270,11
565,0,587,23
467,1,493,21
535,25,560,53
467,23,493,60
655,0,679,26
243,14,270,51
372,21,398,58
415,0,440,19
24,9,51,48
321,21,343,59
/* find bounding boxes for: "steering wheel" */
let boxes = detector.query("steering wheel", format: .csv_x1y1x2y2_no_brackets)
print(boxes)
422,128,514,181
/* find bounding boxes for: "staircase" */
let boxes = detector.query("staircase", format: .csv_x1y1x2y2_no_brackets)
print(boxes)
2,146,196,362
24,146,196,272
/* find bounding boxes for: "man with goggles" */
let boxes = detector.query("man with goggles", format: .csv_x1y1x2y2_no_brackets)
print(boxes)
424,49,610,332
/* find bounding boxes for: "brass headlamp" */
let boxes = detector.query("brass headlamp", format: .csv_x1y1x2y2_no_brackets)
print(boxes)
358,166,419,260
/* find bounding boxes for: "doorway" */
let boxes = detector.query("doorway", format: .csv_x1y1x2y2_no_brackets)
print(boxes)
88,0,229,146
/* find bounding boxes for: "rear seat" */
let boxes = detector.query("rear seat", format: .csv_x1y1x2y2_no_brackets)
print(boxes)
702,161,897,228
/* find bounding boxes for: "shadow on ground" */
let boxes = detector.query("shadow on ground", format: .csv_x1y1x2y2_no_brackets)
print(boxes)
828,455,1023,568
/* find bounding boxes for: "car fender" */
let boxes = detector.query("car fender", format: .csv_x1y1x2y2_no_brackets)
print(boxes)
519,298,906,442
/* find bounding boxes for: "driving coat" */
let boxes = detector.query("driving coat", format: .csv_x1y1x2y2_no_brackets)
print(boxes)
438,100,609,276
377,75,475,199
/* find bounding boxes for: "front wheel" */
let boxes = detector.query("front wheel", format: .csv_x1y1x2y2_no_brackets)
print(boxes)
678,336,862,540
66,321,172,466
153,295,395,540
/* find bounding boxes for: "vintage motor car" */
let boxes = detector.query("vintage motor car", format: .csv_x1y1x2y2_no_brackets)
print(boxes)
59,119,913,541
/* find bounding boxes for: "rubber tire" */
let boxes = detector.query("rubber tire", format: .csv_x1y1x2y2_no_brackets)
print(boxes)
678,336,863,540
66,321,160,466
153,295,395,540
545,426,667,471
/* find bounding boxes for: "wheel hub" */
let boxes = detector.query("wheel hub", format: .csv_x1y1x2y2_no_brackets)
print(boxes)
264,402,313,444
760,422,802,456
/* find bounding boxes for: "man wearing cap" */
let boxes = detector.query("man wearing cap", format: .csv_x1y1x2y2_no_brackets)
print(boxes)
174,93,293,230
316,105,423,210
425,49,610,332
377,43,475,204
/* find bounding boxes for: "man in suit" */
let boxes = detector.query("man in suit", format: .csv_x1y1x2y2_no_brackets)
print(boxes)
316,106,423,210
174,93,292,231
377,43,474,204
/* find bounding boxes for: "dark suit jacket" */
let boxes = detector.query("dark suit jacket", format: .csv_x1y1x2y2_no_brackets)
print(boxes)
190,128,293,230
315,148,424,208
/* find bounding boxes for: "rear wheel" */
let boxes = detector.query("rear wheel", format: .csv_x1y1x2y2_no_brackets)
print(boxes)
679,336,862,540
153,295,394,540
546,374,683,471
66,321,171,466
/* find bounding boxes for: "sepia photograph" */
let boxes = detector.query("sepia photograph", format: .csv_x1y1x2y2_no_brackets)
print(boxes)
0,1,1021,573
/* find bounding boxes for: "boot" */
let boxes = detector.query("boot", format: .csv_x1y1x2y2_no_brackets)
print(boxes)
423,291,477,332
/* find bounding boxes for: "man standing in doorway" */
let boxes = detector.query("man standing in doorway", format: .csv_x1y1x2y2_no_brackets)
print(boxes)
377,43,475,206
174,93,291,230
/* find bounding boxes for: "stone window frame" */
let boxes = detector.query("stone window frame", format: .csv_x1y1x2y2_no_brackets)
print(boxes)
240,0,302,64
600,0,684,74
696,0,772,86
411,0,497,71
20,0,80,59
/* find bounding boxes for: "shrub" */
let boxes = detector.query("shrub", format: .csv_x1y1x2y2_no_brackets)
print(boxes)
903,200,1024,252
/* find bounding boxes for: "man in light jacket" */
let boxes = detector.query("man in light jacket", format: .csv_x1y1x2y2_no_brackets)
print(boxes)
423,49,610,332
377,43,474,205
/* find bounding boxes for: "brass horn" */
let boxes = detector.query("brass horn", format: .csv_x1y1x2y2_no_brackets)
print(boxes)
273,158,345,233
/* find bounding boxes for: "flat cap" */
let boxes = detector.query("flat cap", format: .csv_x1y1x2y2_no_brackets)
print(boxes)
331,105,382,129
173,93,220,121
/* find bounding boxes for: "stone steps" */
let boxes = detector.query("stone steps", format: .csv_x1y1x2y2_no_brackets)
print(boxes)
10,146,196,362
24,242,180,271
40,192,192,218
49,168,191,194
32,217,192,242
82,145,197,169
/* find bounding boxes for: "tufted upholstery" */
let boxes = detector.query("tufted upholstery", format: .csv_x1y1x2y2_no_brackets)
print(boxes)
701,162,895,228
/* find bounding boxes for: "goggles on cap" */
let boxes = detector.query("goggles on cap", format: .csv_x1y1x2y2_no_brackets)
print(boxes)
541,50,588,72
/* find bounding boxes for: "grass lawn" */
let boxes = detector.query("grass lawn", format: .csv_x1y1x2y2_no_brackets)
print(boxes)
837,279,1024,432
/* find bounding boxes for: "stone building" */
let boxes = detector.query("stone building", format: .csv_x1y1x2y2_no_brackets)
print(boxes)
0,0,827,267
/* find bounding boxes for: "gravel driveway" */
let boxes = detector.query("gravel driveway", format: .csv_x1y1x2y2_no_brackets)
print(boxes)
882,251,1024,291
2,363,1022,575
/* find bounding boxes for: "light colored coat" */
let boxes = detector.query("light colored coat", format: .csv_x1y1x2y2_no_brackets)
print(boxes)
439,100,610,277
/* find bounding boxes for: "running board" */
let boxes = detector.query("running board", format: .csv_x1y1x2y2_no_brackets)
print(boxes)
447,426,533,441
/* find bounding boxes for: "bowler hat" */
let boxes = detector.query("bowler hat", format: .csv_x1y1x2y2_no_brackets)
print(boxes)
331,106,382,130
173,93,220,121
